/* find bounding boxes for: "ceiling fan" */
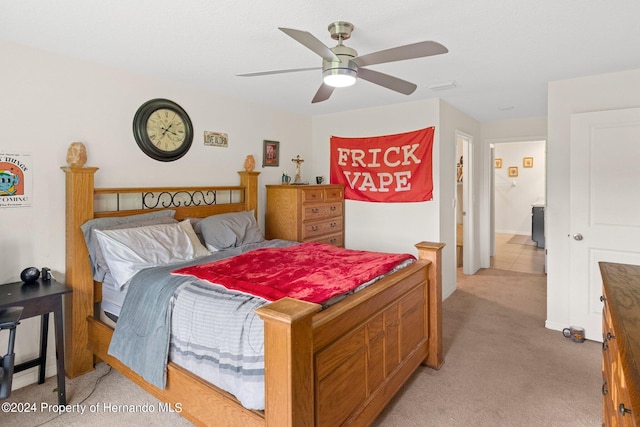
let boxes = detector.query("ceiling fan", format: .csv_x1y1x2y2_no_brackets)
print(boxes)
237,21,448,103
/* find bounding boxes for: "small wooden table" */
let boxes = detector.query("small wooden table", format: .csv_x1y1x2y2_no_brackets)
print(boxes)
0,278,72,404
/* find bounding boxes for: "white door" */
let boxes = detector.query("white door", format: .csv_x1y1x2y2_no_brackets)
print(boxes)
570,107,640,341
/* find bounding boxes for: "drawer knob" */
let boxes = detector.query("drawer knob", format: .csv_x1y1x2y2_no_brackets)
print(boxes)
602,381,609,396
606,332,615,340
330,222,337,228
311,208,319,213
330,206,336,211
311,226,319,231
600,295,606,303
619,403,632,416
602,339,609,351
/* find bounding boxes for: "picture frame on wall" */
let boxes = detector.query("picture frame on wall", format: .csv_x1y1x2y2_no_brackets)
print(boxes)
262,140,280,167
523,157,534,168
508,166,518,177
495,158,502,168
204,131,228,147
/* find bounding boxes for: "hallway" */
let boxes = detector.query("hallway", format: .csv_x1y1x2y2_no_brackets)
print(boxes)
490,232,546,275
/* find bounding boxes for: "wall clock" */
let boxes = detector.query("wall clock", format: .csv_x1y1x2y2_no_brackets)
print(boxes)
133,98,193,162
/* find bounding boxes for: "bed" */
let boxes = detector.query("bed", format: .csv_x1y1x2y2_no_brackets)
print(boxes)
62,165,444,426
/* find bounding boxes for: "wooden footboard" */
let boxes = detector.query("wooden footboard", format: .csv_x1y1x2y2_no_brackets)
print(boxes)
257,243,443,427
63,165,444,427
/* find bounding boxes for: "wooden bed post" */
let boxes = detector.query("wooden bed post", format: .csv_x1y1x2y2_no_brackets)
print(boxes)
255,297,322,427
238,171,260,218
61,166,99,378
415,241,445,369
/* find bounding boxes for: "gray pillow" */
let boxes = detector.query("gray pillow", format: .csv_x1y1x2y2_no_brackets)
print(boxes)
81,210,176,281
194,210,264,251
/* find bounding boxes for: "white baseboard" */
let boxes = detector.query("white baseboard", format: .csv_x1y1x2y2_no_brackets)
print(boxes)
545,320,565,333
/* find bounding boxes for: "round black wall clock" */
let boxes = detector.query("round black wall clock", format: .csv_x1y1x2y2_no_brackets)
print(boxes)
133,98,193,162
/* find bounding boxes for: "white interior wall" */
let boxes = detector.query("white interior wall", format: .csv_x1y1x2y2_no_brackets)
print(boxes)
546,68,640,331
311,98,480,300
494,141,546,235
311,99,441,255
0,40,312,390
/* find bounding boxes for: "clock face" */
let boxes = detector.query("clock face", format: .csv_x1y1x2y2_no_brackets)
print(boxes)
133,99,193,161
146,108,187,152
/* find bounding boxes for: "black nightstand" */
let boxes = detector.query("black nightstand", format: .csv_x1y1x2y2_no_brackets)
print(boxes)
0,278,72,404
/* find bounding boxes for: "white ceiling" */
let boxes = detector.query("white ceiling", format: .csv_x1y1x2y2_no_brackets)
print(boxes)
2,1,640,122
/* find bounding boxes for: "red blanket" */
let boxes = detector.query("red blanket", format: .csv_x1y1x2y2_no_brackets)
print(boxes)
172,242,415,304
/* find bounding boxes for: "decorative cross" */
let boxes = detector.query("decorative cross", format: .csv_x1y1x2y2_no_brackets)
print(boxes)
291,155,304,183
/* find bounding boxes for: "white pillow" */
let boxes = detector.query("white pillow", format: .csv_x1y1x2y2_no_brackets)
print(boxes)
178,219,211,258
95,221,198,289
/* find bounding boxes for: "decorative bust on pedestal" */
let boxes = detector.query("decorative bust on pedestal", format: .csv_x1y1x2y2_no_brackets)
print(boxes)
243,155,256,172
66,142,87,168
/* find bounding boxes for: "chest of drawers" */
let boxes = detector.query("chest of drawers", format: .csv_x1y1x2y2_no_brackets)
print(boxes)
265,184,344,247
599,262,640,426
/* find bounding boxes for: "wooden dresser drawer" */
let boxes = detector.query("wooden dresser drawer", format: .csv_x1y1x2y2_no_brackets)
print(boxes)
302,187,344,204
302,188,326,203
302,217,343,239
306,232,343,247
303,203,342,221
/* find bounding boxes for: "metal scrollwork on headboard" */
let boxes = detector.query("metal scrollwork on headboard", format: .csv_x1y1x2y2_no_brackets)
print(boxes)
142,190,217,209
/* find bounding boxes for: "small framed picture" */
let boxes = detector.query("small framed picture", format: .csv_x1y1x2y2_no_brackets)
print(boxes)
494,158,502,169
262,140,280,167
508,166,518,177
523,157,534,168
204,131,228,147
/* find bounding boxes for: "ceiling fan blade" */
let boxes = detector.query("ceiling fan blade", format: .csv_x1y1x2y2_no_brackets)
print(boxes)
357,68,417,95
311,83,335,103
279,27,340,62
352,41,448,67
237,67,321,77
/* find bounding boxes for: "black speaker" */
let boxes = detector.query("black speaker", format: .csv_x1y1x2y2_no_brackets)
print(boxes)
20,267,40,283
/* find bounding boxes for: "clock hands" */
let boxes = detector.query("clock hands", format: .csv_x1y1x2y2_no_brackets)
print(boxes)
160,123,174,136
163,124,179,136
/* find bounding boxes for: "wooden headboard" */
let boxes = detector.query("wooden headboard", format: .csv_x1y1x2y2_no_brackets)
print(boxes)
61,166,260,378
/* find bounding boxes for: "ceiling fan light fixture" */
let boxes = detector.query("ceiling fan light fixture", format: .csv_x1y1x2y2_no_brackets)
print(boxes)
323,68,357,88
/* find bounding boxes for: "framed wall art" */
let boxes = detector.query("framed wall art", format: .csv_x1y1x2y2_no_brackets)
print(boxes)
262,140,280,167
523,157,534,168
495,158,502,169
508,166,518,177
204,131,228,147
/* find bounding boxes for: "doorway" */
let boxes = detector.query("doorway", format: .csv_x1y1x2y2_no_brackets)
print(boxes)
455,131,480,275
491,139,546,274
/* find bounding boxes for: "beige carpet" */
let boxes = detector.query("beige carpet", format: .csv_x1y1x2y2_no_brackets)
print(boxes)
373,268,600,426
1,267,600,426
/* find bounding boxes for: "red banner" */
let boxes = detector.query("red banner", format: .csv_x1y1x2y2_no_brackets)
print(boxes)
330,127,434,203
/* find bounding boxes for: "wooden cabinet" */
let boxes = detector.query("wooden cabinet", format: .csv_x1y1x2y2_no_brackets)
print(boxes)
599,262,640,426
265,184,344,247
